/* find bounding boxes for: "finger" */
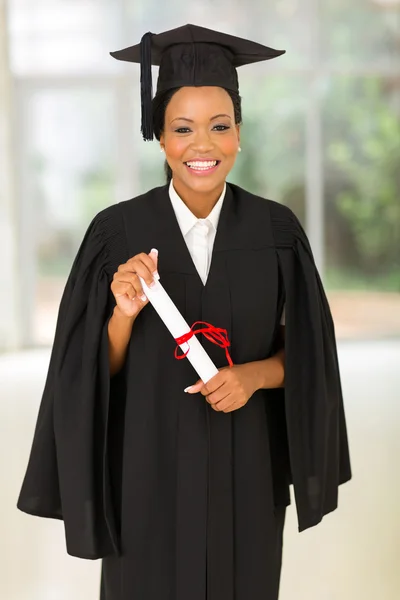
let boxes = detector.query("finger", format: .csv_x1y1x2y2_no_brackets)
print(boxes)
205,380,230,403
207,388,231,408
136,252,159,281
185,367,230,395
185,380,205,394
112,273,147,302
149,248,159,279
111,280,136,300
125,254,158,288
199,384,212,397
128,265,155,292
118,260,137,273
222,402,243,413
199,371,227,395
213,394,236,412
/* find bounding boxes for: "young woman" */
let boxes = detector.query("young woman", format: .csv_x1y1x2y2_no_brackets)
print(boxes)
18,24,351,600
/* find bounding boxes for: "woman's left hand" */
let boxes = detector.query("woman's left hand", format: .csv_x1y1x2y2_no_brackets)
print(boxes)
184,363,259,413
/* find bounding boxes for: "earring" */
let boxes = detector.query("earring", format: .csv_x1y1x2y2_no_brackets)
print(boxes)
160,147,164,153
238,147,242,152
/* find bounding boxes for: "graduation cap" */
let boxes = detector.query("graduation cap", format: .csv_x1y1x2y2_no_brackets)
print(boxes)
110,24,285,141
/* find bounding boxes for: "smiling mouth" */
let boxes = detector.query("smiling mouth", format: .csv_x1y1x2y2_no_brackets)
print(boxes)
184,160,221,172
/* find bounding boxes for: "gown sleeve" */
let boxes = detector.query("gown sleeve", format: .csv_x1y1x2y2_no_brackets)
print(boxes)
269,200,352,532
17,205,129,559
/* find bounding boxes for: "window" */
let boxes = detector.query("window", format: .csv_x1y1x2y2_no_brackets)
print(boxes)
6,0,400,346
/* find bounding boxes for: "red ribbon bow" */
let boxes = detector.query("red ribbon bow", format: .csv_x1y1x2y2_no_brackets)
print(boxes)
174,320,233,368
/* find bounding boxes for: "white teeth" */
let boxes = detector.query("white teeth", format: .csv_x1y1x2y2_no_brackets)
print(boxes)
186,160,217,170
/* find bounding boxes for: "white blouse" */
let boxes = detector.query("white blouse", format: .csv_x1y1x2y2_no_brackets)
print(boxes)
168,180,285,325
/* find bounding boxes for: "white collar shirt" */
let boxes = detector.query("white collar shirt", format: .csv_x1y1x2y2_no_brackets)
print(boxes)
168,179,285,324
168,179,226,285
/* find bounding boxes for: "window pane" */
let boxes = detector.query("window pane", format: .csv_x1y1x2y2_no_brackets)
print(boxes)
23,88,117,344
321,0,400,69
323,75,400,338
230,75,307,223
8,0,120,75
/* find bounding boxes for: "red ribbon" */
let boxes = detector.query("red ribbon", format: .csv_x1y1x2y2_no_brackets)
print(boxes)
174,320,233,368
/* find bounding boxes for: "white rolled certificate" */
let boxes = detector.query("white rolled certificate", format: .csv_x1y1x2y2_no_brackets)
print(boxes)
139,275,219,384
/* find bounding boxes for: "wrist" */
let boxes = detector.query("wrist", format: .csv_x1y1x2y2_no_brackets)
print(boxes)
246,352,285,391
113,305,136,325
243,361,266,393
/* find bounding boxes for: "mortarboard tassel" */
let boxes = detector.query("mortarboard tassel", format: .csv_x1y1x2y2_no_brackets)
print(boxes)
140,31,154,141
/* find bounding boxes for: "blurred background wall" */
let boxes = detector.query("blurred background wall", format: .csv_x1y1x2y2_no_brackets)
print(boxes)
1,1,399,599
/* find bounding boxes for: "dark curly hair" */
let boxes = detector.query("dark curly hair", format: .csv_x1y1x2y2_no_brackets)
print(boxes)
152,87,243,185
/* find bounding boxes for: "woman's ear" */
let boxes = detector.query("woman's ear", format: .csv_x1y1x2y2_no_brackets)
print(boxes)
235,124,241,146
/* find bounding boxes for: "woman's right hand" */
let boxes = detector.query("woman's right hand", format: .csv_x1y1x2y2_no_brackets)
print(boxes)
110,249,159,319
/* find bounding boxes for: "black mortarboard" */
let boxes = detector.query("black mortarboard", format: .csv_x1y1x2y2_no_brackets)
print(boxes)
110,24,285,141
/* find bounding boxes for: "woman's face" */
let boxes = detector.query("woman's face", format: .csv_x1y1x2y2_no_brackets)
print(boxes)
160,86,240,194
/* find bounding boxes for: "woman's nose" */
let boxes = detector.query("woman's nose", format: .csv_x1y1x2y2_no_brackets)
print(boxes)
191,129,214,152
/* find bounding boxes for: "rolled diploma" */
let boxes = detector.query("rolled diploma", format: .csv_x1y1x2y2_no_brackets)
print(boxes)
140,276,219,384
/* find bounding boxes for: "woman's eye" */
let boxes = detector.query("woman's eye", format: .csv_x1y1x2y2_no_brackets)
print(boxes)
213,125,230,131
174,124,230,134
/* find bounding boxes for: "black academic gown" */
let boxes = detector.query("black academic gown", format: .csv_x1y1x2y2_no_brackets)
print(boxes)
17,182,351,600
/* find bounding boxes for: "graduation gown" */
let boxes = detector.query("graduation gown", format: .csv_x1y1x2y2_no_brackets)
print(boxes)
17,182,351,600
